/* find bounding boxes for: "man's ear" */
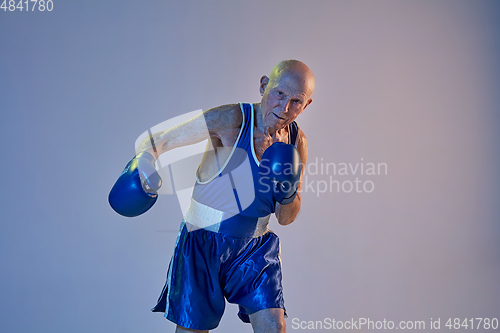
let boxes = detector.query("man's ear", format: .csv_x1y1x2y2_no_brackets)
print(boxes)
260,76,269,96
303,98,313,110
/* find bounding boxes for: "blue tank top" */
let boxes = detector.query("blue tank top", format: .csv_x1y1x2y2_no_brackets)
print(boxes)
185,103,299,237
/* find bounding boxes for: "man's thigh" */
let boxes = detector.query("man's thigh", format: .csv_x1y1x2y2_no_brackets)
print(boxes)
249,308,286,333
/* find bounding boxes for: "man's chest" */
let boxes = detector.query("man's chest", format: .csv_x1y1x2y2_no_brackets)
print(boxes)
218,126,290,160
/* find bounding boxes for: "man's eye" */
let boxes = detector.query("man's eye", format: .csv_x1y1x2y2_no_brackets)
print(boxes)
277,91,283,96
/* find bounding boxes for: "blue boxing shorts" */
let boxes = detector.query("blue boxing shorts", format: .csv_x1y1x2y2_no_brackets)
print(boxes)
151,220,286,330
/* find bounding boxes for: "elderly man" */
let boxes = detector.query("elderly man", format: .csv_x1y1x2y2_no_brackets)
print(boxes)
110,60,314,333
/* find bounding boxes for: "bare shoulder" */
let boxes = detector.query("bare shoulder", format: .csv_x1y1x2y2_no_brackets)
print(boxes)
203,104,243,134
296,127,309,165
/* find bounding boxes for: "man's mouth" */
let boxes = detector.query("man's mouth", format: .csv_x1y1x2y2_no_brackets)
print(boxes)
272,112,285,120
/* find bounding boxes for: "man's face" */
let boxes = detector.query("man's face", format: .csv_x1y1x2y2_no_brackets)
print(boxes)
260,71,313,130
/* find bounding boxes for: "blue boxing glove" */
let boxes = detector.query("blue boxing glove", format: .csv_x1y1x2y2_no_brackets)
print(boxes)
108,151,162,217
259,142,301,205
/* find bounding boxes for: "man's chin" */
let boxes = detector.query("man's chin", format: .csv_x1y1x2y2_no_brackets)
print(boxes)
264,117,287,131
272,122,287,132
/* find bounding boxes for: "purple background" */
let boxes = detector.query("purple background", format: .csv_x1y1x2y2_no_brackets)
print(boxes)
1,1,499,332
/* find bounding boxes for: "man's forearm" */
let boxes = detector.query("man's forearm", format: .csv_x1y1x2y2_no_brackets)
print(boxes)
275,192,301,225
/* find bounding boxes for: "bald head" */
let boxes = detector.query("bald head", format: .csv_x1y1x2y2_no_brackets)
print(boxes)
268,60,315,97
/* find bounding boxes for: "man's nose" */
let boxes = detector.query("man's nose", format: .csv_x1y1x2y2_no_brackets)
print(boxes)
279,98,290,113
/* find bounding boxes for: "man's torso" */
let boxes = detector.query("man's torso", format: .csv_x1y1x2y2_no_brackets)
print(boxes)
197,103,291,182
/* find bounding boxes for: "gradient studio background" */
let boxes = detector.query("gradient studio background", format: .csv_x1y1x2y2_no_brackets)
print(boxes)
1,1,499,332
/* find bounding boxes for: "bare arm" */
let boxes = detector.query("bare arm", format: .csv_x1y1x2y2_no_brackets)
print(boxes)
275,129,308,226
135,104,242,159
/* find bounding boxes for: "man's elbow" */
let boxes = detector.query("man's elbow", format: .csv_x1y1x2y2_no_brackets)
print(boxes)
277,217,295,226
276,207,300,225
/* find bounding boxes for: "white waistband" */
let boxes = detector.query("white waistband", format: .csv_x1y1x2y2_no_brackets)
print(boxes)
184,198,270,237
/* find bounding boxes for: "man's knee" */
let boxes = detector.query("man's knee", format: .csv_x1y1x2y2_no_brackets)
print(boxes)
175,325,209,333
249,308,286,333
266,319,286,332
